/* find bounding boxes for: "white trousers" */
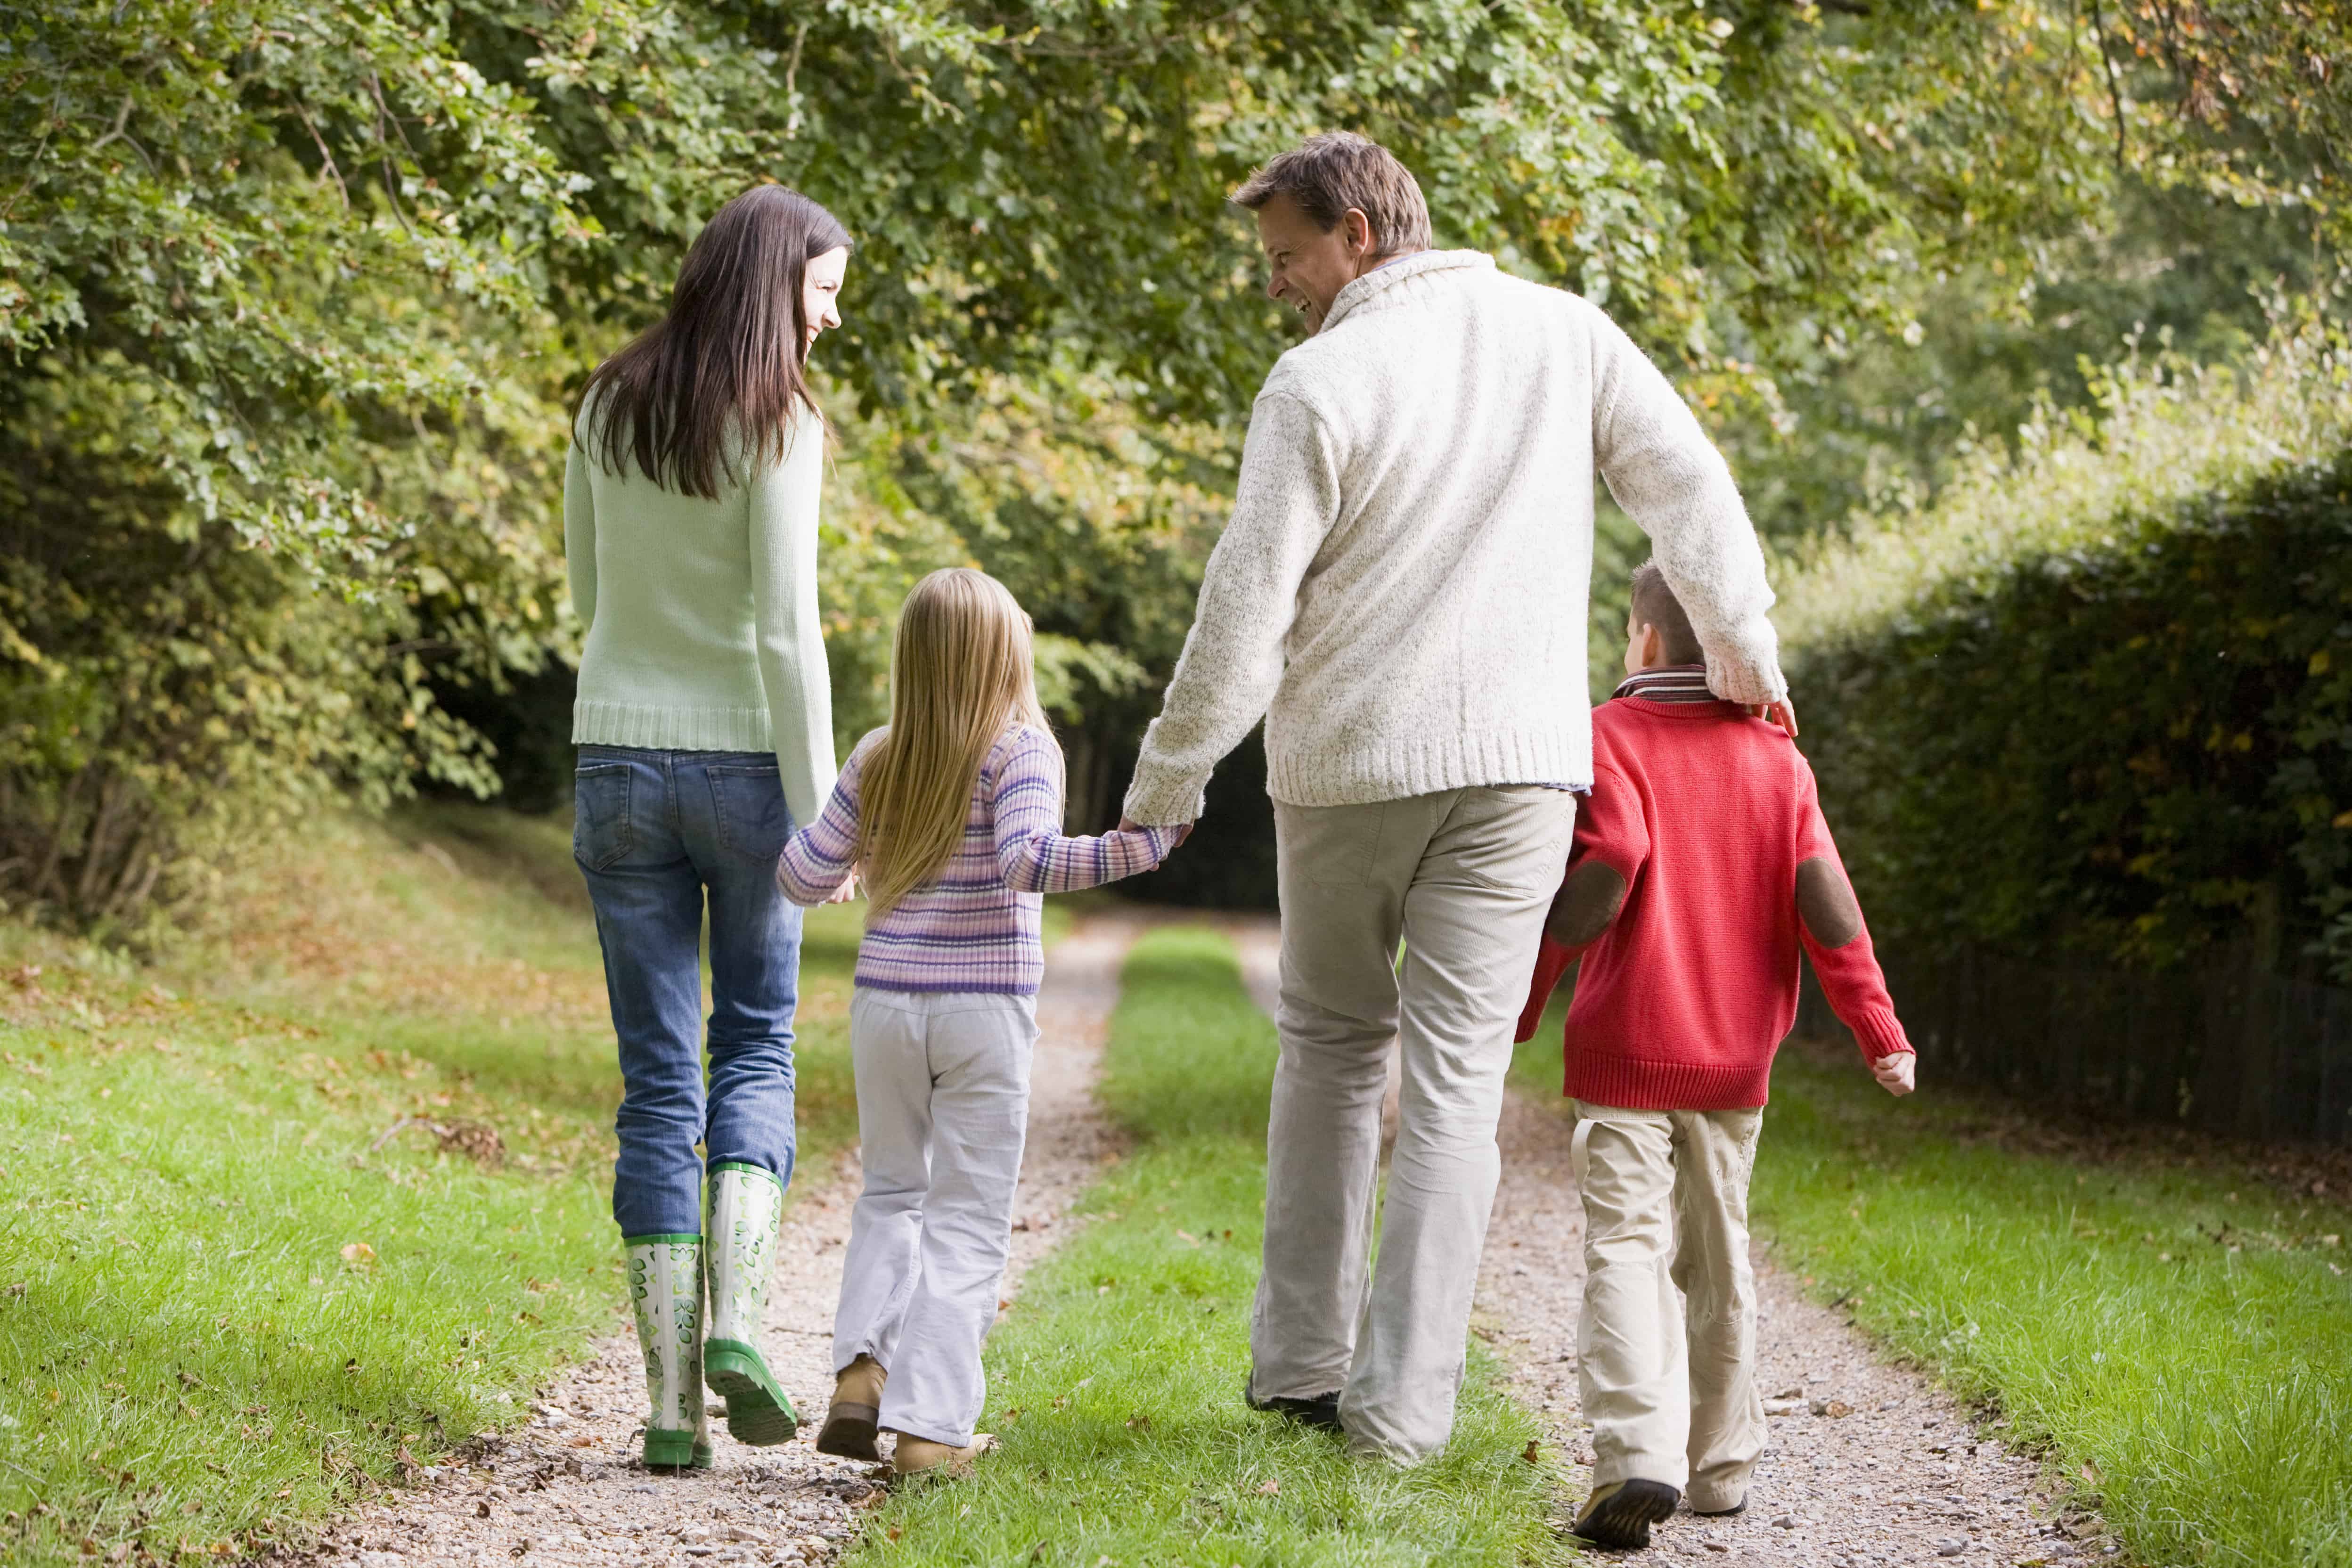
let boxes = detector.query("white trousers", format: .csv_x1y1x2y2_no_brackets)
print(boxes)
831,988,1037,1448
1254,786,1577,1463
1571,1100,1768,1511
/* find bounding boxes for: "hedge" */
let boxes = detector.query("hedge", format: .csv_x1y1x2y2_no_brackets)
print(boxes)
1780,311,2352,980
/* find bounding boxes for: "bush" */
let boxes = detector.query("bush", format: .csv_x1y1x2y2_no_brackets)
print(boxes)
1780,309,2352,978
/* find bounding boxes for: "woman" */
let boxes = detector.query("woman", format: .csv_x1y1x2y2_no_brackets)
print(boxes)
565,183,850,1472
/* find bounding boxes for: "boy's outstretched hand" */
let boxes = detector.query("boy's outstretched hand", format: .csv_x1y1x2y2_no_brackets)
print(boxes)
1871,1051,1917,1096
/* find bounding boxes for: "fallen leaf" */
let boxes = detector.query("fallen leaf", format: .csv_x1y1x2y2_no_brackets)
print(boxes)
1256,1478,1281,1496
339,1242,376,1268
1522,1440,1541,1463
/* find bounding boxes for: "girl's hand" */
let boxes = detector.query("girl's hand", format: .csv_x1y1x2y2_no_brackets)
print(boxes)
1871,1052,1916,1097
826,874,860,905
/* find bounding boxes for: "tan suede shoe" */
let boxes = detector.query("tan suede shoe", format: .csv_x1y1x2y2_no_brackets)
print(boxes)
814,1354,887,1461
889,1432,995,1476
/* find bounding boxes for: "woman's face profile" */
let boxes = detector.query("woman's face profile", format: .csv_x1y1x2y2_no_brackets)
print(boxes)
802,246,850,355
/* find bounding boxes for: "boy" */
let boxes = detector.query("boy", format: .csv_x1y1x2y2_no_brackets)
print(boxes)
1521,562,1916,1550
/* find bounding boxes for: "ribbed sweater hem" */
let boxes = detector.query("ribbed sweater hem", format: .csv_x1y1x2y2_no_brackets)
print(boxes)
851,966,1042,997
1261,725,1593,809
1562,1052,1775,1111
573,700,773,754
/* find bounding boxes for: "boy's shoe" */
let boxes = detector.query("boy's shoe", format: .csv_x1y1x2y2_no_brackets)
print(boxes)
1244,1381,1344,1433
890,1432,996,1477
702,1163,800,1446
815,1354,887,1461
1571,1479,1681,1550
626,1233,714,1471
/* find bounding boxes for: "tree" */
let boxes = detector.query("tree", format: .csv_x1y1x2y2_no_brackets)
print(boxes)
11,0,2310,927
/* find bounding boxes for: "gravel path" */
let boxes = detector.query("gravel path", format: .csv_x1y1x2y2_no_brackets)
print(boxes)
294,915,1139,1568
1225,918,2117,1568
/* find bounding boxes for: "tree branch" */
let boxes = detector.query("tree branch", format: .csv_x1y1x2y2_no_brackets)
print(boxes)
288,99,350,208
2086,0,2131,172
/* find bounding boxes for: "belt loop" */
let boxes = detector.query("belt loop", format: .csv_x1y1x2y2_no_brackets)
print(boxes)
1569,1112,1595,1189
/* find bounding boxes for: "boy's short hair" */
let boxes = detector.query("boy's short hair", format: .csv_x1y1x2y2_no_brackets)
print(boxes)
1231,132,1433,259
1629,562,1705,665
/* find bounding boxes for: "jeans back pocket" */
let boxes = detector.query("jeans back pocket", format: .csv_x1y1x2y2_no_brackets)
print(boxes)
707,764,789,862
574,762,635,871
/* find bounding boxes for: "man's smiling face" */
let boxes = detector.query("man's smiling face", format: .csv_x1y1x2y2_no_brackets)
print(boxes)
1255,192,1380,336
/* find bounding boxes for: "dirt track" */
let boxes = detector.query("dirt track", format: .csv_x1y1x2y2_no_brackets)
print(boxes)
1226,918,2118,1568
294,916,1138,1568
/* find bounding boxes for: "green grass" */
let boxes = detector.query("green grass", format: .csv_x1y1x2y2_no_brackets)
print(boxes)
0,805,867,1564
849,926,1568,1568
1511,1003,2352,1568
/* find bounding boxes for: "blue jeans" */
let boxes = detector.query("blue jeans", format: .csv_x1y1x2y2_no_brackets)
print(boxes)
574,746,803,1238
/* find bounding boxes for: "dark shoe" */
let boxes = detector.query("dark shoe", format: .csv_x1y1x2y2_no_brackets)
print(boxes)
815,1354,887,1461
1244,1381,1344,1432
1571,1479,1681,1550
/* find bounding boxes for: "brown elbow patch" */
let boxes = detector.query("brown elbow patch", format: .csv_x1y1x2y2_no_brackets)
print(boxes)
1547,861,1627,948
1797,856,1863,948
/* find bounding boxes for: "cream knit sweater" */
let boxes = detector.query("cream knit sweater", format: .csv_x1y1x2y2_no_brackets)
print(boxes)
1122,250,1787,825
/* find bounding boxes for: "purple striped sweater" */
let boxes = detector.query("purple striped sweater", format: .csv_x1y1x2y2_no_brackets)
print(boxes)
776,725,1173,995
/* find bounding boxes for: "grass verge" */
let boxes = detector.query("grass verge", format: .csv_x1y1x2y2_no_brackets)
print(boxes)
849,925,1568,1568
1509,1010,2352,1568
0,805,864,1565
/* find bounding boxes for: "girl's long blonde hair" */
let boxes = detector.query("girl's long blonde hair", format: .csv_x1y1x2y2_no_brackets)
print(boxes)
857,568,1051,919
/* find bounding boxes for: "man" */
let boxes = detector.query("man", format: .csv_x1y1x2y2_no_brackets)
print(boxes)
1119,132,1790,1463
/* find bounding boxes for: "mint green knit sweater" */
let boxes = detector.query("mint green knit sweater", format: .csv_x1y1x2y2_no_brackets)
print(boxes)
564,411,836,827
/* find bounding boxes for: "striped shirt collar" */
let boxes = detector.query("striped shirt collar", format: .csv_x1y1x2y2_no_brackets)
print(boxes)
1611,663,1716,703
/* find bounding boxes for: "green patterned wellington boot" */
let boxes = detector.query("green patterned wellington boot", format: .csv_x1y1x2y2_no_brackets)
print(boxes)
702,1161,798,1446
626,1234,713,1470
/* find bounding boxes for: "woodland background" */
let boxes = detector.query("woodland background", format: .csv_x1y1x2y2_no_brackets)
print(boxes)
5,0,2351,988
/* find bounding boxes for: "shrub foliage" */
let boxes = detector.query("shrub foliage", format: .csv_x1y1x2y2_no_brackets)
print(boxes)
4,0,2319,930
1784,315,2352,978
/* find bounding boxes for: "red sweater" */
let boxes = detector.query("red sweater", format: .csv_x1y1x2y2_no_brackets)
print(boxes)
1515,691,1911,1110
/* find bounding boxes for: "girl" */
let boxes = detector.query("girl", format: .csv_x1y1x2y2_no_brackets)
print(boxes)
566,184,850,1471
776,568,1180,1476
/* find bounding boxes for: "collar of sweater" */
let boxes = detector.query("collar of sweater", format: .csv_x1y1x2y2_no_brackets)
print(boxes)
1611,664,1717,703
1321,249,1497,335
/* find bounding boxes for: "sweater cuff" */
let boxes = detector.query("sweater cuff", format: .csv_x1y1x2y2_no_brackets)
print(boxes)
1121,773,1208,828
1701,617,1788,706
1846,1002,1912,1062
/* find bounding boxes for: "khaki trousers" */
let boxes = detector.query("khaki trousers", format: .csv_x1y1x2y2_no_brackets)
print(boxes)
1570,1100,1768,1511
1253,785,1576,1463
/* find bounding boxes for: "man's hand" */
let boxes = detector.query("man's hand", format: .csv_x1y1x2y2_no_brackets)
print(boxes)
825,874,860,906
1871,1051,1916,1097
1746,697,1800,740
1120,816,1194,848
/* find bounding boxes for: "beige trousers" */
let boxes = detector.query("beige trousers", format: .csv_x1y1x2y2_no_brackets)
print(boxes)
1254,785,1576,1463
1570,1100,1768,1511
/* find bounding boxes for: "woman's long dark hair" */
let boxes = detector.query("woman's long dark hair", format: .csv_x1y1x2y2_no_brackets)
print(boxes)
578,184,851,499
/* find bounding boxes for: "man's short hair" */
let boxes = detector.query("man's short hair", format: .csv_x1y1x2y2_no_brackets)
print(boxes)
1232,132,1433,259
1629,562,1705,665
